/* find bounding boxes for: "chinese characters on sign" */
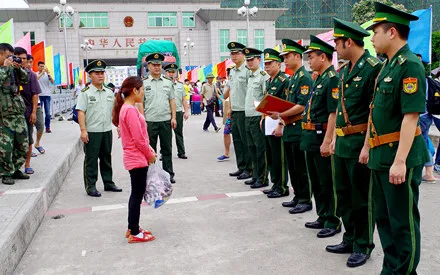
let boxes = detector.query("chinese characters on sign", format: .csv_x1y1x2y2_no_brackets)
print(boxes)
85,37,173,50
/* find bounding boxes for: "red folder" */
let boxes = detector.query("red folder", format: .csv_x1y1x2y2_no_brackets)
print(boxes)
256,94,302,124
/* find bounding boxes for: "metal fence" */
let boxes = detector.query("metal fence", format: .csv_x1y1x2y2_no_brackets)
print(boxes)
50,89,75,118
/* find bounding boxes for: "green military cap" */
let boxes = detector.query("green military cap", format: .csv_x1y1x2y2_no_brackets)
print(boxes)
206,73,215,78
146,52,165,64
280,39,307,56
85,59,107,73
163,63,178,71
366,1,418,30
305,35,334,55
333,17,370,41
263,48,282,63
243,47,263,60
227,42,246,52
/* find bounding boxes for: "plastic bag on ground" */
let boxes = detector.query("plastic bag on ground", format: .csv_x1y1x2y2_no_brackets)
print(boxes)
144,163,173,208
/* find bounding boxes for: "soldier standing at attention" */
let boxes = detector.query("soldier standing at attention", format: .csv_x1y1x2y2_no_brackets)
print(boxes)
301,36,341,238
76,60,122,197
261,48,290,198
270,39,313,214
366,2,429,273
227,42,252,181
242,47,269,189
164,63,189,160
141,53,177,183
326,18,381,268
0,43,29,185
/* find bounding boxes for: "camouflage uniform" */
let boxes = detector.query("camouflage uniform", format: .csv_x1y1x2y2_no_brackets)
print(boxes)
0,66,29,178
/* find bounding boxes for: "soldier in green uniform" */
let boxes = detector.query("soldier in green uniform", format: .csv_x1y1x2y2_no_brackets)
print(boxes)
301,36,341,238
227,42,252,180
262,48,289,198
76,59,122,197
242,47,269,189
141,53,177,183
0,43,30,185
326,18,381,268
269,39,313,213
366,3,429,273
164,63,189,159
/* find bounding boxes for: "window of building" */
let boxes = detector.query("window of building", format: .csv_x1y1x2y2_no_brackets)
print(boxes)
59,16,73,28
182,12,195,27
220,29,230,52
148,12,177,27
237,29,247,45
79,12,108,28
23,31,36,46
254,29,264,50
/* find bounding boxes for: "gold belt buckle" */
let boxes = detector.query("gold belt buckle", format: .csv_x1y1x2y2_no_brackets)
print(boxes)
368,138,375,148
335,128,345,137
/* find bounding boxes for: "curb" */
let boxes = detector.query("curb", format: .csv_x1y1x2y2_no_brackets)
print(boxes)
0,138,82,275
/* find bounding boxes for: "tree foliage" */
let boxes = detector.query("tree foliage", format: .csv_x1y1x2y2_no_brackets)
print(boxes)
432,31,440,72
352,0,408,25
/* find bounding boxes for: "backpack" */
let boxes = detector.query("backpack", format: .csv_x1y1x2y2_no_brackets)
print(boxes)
426,77,440,115
72,104,79,123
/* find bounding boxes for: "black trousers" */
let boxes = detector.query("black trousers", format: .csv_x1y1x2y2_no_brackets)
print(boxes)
128,166,148,236
203,104,218,130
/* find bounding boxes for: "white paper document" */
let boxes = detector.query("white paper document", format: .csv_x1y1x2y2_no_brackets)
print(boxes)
265,117,280,136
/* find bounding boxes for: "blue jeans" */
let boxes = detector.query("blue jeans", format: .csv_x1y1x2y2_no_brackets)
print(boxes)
419,114,440,166
39,96,51,129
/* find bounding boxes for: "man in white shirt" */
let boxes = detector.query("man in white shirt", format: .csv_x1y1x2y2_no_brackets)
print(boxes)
36,61,54,133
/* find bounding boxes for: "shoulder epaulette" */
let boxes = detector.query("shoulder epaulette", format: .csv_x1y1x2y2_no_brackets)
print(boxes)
397,54,407,65
260,71,266,76
328,70,336,78
81,86,89,92
162,75,172,81
339,61,349,70
299,70,304,78
142,76,149,81
366,57,380,67
277,74,286,82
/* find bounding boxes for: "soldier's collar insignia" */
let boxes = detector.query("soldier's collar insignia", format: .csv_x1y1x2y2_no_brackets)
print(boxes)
397,54,407,65
317,84,322,89
384,76,392,82
403,77,418,94
354,76,362,82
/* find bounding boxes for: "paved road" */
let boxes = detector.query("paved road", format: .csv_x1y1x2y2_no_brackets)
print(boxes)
14,115,440,274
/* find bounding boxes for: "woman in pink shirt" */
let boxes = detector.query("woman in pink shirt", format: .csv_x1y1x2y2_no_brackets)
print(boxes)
112,76,157,244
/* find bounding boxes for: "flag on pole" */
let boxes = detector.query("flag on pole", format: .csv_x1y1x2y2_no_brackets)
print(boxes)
217,60,226,78
0,19,14,44
54,53,61,85
198,65,206,82
15,32,31,55
31,41,45,72
408,7,432,63
69,63,73,86
60,55,67,85
212,62,218,77
45,45,54,77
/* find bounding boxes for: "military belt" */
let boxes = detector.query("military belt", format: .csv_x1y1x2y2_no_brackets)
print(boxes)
368,126,421,149
335,123,368,137
302,122,327,131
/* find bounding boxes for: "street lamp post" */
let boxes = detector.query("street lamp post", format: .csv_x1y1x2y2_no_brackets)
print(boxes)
183,37,195,67
237,0,258,46
80,39,93,66
53,0,74,87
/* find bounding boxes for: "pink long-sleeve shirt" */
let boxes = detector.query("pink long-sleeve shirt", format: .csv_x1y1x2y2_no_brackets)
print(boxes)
119,104,155,171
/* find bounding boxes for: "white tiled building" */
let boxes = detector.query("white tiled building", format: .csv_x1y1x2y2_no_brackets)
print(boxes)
1,0,286,72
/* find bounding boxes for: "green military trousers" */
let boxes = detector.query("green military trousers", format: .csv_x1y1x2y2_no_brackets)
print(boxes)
83,131,114,193
147,120,174,178
0,115,28,177
333,155,374,254
372,165,422,275
231,111,252,173
305,151,340,229
284,141,311,204
266,135,288,194
173,111,185,157
245,116,268,184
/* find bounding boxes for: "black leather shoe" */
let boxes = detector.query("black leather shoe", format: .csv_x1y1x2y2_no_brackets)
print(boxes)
88,190,102,197
178,155,188,159
12,170,30,180
104,185,122,192
229,170,243,177
237,171,251,180
267,191,289,198
244,178,256,185
289,203,312,214
326,242,353,254
170,177,176,184
262,189,274,194
347,252,370,268
282,198,298,208
250,182,269,189
305,221,324,229
2,176,15,185
317,227,341,238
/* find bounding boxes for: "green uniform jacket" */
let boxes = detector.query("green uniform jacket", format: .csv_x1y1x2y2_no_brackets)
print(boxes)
368,44,430,170
173,81,186,112
143,75,175,122
335,51,381,158
230,63,249,112
265,70,289,100
283,66,312,143
300,65,339,152
245,68,268,117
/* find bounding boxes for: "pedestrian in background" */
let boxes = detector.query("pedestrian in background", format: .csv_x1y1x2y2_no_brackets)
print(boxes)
36,61,54,133
112,76,156,244
201,73,221,132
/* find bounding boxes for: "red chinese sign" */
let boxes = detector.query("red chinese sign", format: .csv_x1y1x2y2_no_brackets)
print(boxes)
85,37,173,50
